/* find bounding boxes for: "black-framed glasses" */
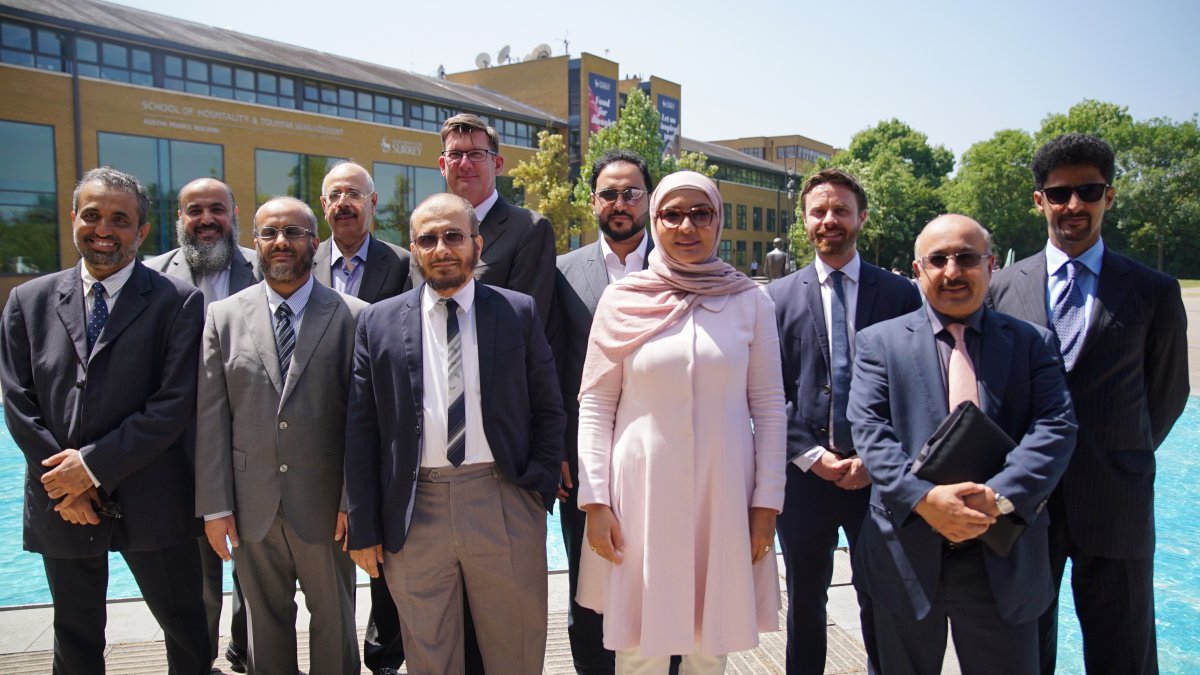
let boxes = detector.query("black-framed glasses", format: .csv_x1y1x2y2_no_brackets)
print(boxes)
414,230,473,250
324,189,372,202
593,188,647,205
657,206,717,229
441,149,496,164
920,251,989,270
1039,183,1110,205
255,226,314,240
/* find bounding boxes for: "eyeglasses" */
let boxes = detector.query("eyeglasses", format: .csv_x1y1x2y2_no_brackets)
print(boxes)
255,226,314,240
414,230,473,250
1039,183,1110,205
593,188,647,205
920,251,989,270
441,149,496,164
324,189,372,203
657,206,717,229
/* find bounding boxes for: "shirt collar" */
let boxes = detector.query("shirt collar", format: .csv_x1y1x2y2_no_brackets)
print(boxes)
81,258,137,296
1045,237,1104,278
473,190,500,223
926,302,985,336
333,234,371,268
266,275,315,315
598,230,649,267
422,277,476,316
814,252,861,285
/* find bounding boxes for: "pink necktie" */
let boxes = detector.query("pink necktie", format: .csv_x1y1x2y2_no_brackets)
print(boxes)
947,323,979,408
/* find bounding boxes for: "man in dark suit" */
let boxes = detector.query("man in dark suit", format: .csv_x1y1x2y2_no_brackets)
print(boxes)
144,176,255,672
0,166,210,673
345,193,564,674
439,113,556,328
313,161,414,303
847,214,1077,674
988,133,1189,674
768,168,921,675
555,149,654,674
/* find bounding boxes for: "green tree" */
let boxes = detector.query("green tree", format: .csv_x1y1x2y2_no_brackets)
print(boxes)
847,118,955,187
942,129,1043,260
509,130,592,251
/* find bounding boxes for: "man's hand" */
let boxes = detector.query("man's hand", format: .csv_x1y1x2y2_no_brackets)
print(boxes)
557,461,573,502
810,450,852,483
583,504,623,565
350,545,384,578
334,511,349,552
54,486,102,526
750,507,777,564
913,482,997,542
834,457,872,491
204,515,240,561
41,449,93,502
962,485,1001,518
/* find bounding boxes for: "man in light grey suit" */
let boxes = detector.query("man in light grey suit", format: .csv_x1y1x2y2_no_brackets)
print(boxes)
144,176,255,672
196,196,365,674
312,161,414,303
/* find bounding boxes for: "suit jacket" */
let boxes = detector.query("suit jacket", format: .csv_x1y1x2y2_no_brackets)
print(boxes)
767,260,922,462
144,245,259,294
0,262,204,558
554,236,652,472
847,306,1077,624
988,249,1189,558
344,282,565,554
474,195,556,328
194,281,368,545
312,235,414,303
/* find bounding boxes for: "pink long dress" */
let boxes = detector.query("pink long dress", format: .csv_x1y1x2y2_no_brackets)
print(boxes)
576,286,786,658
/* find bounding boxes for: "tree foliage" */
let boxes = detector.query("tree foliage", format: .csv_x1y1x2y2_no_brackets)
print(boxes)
508,130,592,250
941,129,1043,259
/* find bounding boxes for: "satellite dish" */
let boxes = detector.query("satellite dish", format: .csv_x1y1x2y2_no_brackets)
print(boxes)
530,43,552,60
475,52,491,69
436,64,446,79
498,45,511,64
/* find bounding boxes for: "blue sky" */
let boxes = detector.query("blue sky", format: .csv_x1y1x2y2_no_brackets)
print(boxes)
114,0,1200,162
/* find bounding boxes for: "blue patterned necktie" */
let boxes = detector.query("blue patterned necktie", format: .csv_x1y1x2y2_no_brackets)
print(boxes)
274,303,295,383
442,298,466,467
86,282,108,353
1053,260,1087,371
830,271,853,454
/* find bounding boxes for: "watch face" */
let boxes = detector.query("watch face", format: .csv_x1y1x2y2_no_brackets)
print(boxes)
996,495,1015,515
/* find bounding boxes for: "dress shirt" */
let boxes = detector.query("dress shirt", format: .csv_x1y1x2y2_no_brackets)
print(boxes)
1044,237,1104,336
331,234,371,297
197,265,231,302
795,253,861,471
925,303,985,401
473,189,500,223
599,231,649,283
419,279,495,468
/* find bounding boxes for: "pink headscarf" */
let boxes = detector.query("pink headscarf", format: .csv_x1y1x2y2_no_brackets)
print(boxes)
579,171,759,395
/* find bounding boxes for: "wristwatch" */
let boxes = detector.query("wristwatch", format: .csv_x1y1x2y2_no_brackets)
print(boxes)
995,493,1015,516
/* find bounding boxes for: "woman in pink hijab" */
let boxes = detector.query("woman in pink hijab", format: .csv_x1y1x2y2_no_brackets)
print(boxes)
575,171,786,672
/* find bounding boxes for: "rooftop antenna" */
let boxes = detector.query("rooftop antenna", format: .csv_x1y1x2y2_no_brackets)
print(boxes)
562,31,569,57
475,52,491,69
436,64,446,79
498,45,511,65
528,43,553,60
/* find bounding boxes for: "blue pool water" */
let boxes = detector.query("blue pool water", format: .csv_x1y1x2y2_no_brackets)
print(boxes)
2,400,1199,671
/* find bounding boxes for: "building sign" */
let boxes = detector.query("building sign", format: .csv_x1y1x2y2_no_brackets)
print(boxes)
381,137,422,155
657,94,680,150
140,99,346,138
587,73,616,134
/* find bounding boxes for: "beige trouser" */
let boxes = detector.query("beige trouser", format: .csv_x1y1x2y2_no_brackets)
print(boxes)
616,647,728,675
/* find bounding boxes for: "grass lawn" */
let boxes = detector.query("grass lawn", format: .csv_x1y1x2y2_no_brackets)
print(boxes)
1180,279,1200,288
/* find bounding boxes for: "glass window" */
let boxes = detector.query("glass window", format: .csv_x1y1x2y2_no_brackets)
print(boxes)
373,162,445,246
753,207,763,231
255,150,343,239
2,22,32,50
258,72,277,94
718,240,732,264
339,88,355,107
736,240,747,266
76,38,98,63
279,77,294,97
211,64,232,86
101,43,126,67
131,49,151,72
0,120,58,274
36,30,62,56
737,205,747,230
186,58,207,81
767,208,776,232
235,68,254,90
723,203,732,228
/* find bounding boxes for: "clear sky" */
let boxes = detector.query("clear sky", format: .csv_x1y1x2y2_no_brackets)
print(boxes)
113,0,1199,162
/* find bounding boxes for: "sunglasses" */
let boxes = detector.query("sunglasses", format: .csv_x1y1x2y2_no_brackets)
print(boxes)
1039,183,1110,205
920,251,988,270
593,188,646,205
255,226,313,240
657,206,717,229
414,230,472,250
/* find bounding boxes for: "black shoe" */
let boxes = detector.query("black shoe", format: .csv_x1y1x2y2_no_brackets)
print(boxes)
225,645,247,673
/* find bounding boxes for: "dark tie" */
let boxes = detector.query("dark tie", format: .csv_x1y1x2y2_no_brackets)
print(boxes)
442,298,466,467
1052,260,1087,371
86,282,108,353
274,303,295,383
829,271,853,454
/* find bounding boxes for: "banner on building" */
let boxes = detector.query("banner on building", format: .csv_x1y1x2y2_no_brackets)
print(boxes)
657,94,680,150
588,73,617,134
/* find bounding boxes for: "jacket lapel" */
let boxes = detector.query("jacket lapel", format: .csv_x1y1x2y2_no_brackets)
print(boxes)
280,285,336,406
1080,250,1132,362
91,263,150,360
478,197,510,259
906,311,947,424
229,247,257,293
399,290,424,415
54,266,88,366
1014,253,1051,327
977,308,1012,420
856,263,879,325
311,240,333,286
240,283,284,396
801,266,832,372
583,241,611,307
357,237,387,302
474,284,497,417
165,254,195,285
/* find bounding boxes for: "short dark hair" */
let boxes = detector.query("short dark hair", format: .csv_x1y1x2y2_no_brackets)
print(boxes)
1032,133,1115,190
801,168,868,213
440,113,500,153
590,149,654,193
74,166,151,225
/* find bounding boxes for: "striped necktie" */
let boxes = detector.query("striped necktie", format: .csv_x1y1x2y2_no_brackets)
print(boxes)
274,303,295,383
1052,260,1087,371
442,298,466,467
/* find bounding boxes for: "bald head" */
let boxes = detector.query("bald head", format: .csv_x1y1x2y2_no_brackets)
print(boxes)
914,214,991,260
409,193,480,239
322,161,375,195
913,214,995,319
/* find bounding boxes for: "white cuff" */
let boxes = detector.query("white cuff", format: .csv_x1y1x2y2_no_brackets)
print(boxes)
204,511,233,521
77,454,101,488
793,445,827,472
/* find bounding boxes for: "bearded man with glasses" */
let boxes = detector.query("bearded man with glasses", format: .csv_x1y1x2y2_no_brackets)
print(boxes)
988,133,1189,675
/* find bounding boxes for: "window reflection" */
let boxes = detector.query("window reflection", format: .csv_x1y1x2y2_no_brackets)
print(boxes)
0,120,57,274
372,162,445,247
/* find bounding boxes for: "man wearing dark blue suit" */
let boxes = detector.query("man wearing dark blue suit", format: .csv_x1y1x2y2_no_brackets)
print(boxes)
0,167,210,673
768,168,921,674
989,134,1189,674
344,193,564,674
848,214,1077,674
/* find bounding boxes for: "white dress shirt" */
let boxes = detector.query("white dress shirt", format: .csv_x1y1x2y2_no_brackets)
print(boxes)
473,189,500,223
599,231,649,283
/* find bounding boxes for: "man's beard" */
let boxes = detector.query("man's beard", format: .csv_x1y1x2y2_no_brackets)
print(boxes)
259,243,315,284
74,231,135,271
422,246,480,292
597,209,648,243
178,218,237,276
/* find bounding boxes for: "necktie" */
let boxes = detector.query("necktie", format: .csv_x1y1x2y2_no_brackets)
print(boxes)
86,282,108,353
198,275,216,312
1052,260,1087,371
947,323,979,409
829,271,853,454
443,298,466,467
274,303,295,383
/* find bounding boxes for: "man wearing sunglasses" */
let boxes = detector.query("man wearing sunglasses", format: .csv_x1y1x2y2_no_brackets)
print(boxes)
345,193,564,674
767,168,921,674
196,196,367,674
989,133,1188,674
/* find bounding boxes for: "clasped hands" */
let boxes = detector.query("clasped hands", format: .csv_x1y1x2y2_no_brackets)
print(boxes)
810,451,871,490
915,482,1002,542
41,448,101,525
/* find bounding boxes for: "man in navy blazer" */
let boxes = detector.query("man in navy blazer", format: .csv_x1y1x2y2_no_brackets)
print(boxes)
848,214,1076,674
768,168,921,674
345,193,564,673
989,134,1189,674
0,167,210,673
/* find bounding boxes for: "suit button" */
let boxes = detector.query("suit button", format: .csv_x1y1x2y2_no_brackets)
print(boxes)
279,464,288,472
75,380,85,389
412,469,418,479
279,421,288,430
822,384,831,394
819,427,828,435
415,426,421,437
